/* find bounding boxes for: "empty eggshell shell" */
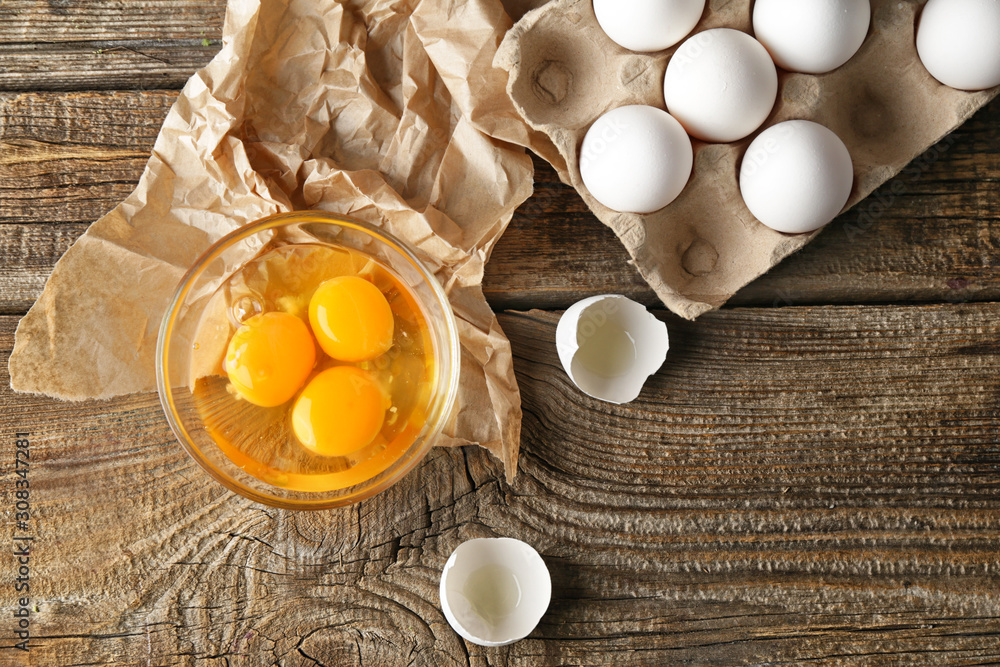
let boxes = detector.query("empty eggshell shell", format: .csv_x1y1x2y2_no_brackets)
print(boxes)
593,0,706,53
556,295,669,405
439,538,551,647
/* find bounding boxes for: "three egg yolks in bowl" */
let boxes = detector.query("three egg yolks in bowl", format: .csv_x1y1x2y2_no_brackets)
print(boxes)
191,244,435,492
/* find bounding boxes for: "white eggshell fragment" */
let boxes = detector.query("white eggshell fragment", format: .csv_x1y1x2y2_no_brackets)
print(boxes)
740,120,854,234
593,0,706,52
916,0,1000,91
753,0,870,74
663,28,778,143
439,538,551,647
556,295,669,405
579,105,694,214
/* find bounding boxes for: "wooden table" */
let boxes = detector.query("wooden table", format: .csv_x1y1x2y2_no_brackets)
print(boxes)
3,2,999,664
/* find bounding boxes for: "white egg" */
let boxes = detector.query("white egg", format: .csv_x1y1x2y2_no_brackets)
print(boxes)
555,295,669,405
439,538,551,647
916,0,1000,91
740,120,854,234
663,29,778,143
593,0,706,52
579,105,693,214
753,0,870,74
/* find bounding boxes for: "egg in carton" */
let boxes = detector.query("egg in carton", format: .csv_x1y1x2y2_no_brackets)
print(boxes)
496,0,999,320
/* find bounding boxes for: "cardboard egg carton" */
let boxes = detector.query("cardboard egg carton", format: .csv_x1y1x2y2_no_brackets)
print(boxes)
496,0,999,319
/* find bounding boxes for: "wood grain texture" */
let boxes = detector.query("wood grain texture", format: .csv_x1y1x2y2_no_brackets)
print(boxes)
0,223,86,315
1,93,999,314
2,302,999,664
0,41,220,92
0,0,226,42
0,91,178,313
0,91,174,223
0,0,224,92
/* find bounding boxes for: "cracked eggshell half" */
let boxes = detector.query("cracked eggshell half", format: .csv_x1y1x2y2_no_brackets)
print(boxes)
556,295,669,404
439,538,551,647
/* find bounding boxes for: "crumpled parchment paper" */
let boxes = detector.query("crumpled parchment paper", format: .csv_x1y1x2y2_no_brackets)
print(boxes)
9,0,549,482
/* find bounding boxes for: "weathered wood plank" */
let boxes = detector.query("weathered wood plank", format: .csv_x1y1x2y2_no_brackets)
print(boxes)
0,0,225,92
0,41,220,92
0,223,86,315
1,92,998,313
2,302,999,663
0,0,226,43
0,90,176,148
0,91,176,313
0,91,173,226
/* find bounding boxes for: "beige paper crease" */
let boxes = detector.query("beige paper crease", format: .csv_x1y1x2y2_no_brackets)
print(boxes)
9,0,545,482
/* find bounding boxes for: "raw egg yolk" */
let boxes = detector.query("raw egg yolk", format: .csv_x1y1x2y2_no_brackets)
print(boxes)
224,312,316,407
309,276,394,362
291,366,387,457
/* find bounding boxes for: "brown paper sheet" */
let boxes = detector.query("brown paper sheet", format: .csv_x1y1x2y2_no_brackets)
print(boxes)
496,0,1000,320
9,0,546,482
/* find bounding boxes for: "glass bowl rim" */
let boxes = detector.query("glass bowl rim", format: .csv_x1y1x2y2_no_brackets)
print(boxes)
155,211,462,510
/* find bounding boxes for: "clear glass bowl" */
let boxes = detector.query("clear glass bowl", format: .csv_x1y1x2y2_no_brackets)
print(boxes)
156,212,461,509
